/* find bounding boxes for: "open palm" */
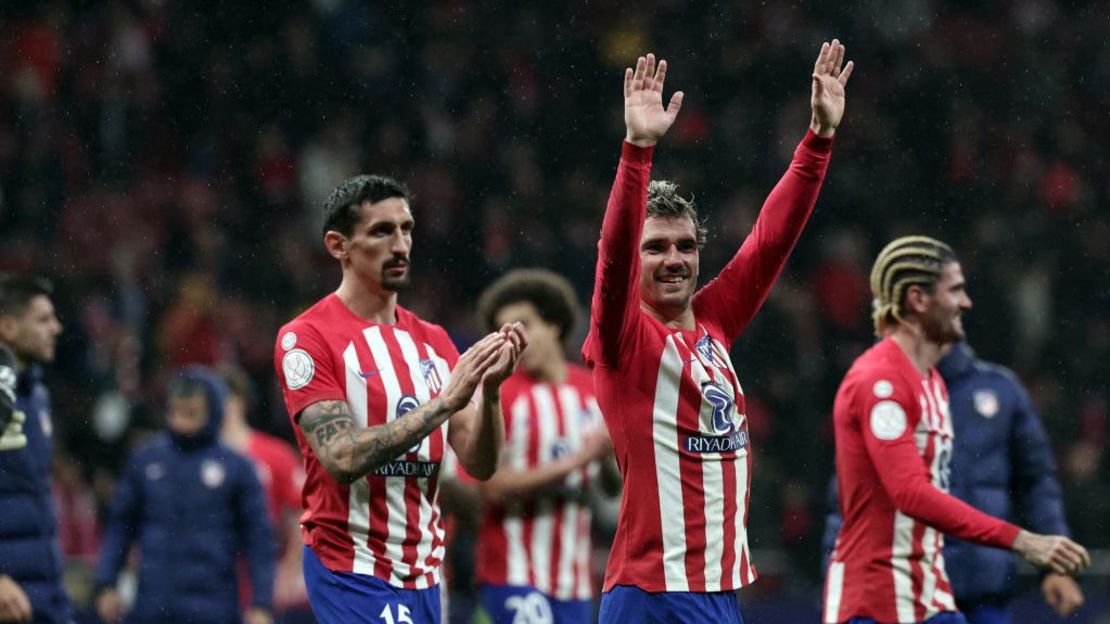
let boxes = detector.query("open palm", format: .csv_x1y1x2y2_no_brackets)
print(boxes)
624,53,684,147
810,39,854,137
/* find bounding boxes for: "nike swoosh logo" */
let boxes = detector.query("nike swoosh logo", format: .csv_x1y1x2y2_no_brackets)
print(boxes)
359,369,383,379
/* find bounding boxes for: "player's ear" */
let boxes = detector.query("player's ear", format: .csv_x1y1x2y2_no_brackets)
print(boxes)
0,315,16,343
904,284,929,315
323,231,349,261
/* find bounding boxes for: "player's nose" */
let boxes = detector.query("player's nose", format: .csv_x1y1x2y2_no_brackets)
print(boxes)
390,232,411,254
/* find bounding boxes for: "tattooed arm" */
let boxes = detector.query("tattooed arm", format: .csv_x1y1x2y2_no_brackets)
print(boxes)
298,331,512,485
298,398,458,484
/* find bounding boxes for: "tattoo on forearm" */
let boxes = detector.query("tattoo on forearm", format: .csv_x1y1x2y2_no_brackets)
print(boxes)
298,398,453,484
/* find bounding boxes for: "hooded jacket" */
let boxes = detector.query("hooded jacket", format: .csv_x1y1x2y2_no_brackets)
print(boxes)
0,365,71,623
95,367,275,623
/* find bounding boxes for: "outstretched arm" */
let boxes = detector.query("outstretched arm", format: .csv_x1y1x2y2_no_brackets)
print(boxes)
863,404,1089,575
697,40,852,339
299,332,509,484
587,54,683,366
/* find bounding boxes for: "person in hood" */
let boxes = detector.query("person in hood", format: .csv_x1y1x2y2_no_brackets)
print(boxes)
94,366,276,624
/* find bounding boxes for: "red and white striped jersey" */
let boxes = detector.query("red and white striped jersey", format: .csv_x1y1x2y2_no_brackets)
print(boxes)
475,365,602,600
584,132,834,593
275,294,458,589
824,338,1020,623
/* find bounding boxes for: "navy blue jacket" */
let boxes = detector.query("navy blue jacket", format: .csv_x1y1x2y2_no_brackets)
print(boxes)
0,365,71,623
824,343,1070,606
95,368,275,623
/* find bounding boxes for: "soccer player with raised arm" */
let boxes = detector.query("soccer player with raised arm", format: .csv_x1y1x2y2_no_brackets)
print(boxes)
274,175,526,624
584,42,853,623
823,236,1089,624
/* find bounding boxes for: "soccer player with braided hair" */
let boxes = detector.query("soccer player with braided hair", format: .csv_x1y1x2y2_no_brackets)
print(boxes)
823,236,1090,624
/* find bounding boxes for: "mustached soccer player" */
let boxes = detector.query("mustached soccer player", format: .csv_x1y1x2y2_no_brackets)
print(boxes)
275,174,526,624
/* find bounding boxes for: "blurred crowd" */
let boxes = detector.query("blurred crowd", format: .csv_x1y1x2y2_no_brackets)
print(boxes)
1,0,1107,614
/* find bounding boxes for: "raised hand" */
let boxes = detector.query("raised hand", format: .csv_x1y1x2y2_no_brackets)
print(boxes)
624,53,684,147
810,39,854,137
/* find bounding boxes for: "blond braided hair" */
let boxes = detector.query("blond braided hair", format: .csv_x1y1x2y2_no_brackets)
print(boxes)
869,235,957,336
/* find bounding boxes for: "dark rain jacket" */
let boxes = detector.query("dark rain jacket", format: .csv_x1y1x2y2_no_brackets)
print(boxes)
94,367,275,623
0,365,71,623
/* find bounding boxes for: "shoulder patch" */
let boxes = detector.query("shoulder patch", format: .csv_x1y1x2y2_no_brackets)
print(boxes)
280,331,297,351
282,348,315,390
870,400,907,441
872,379,894,399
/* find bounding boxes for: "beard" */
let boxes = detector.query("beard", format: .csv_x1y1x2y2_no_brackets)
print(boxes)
381,271,411,292
922,312,965,345
380,260,411,292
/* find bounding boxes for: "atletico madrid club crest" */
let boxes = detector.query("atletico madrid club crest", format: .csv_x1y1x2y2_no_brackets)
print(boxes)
420,359,442,394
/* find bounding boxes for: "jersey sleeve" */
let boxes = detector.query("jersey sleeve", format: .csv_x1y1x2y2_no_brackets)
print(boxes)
857,374,1021,549
583,141,654,368
274,321,345,422
692,130,832,341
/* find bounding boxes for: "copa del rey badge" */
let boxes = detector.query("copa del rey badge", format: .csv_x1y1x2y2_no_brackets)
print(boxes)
974,389,999,418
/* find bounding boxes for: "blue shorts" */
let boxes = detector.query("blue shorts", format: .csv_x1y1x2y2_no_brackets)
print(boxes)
479,584,592,624
848,613,968,624
598,585,743,624
303,545,441,624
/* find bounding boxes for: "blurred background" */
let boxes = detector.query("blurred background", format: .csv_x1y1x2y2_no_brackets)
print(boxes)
0,0,1107,622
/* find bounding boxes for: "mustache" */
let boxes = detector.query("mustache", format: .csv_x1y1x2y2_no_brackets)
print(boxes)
383,257,410,269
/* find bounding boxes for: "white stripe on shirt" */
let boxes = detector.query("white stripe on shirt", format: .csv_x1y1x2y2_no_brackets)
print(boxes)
505,395,531,586
395,330,434,589
343,342,377,576
530,385,558,594
363,327,409,579
653,335,689,592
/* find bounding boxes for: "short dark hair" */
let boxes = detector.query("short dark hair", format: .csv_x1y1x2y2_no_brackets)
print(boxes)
647,180,707,247
322,174,411,237
476,269,581,343
0,275,54,318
